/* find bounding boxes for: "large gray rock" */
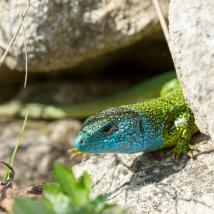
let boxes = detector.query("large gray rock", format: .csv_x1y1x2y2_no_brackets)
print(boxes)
169,0,214,141
0,0,169,72
73,134,214,214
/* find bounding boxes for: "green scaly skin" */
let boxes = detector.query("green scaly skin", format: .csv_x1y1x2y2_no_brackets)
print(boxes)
73,84,199,159
0,72,175,119
129,87,199,158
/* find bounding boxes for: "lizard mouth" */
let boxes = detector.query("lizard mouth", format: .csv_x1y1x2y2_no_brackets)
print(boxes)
74,136,136,154
116,141,135,153
90,140,135,154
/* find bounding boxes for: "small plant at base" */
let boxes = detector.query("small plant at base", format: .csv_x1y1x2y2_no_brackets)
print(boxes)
12,162,126,214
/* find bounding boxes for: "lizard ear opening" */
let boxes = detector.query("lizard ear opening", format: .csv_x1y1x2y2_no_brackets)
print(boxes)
139,119,144,134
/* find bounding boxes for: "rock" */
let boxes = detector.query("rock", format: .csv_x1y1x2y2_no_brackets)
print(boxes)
0,118,81,187
0,0,169,72
169,0,214,141
73,134,214,214
0,185,42,213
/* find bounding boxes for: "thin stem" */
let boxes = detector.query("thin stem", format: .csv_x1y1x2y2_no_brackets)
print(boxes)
3,113,28,183
22,20,28,88
152,0,169,45
0,1,30,67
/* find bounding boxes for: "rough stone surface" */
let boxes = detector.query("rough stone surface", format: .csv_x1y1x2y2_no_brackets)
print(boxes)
0,118,81,187
0,0,169,72
73,134,214,214
169,0,214,141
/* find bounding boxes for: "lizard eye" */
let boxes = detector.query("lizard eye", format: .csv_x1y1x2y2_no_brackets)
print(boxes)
101,124,117,135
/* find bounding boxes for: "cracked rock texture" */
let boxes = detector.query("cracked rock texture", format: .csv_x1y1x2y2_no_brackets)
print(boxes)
169,0,214,142
74,134,214,214
0,0,169,72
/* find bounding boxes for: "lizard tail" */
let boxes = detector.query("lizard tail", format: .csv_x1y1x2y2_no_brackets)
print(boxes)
0,72,176,119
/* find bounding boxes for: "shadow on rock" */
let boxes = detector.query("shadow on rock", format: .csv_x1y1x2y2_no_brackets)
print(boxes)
128,133,210,187
107,134,210,199
129,151,188,187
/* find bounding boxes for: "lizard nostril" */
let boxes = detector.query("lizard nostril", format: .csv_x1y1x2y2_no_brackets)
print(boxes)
79,140,84,145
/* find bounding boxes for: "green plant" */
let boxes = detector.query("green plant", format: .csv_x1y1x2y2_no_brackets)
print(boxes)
3,114,28,184
12,162,126,214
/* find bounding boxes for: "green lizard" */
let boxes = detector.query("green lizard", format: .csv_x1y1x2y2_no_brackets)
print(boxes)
73,76,199,159
0,72,175,119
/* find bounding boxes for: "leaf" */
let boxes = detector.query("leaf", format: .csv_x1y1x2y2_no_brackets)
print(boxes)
51,162,92,205
43,183,71,214
91,195,115,214
76,172,92,201
12,163,126,214
12,198,54,214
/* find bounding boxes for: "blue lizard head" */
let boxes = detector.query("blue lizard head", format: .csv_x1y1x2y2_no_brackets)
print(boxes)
73,107,146,154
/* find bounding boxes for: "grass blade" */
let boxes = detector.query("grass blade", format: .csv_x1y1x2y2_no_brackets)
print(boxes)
3,113,28,183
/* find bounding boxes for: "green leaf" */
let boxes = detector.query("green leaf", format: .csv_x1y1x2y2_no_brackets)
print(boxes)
12,163,126,214
51,162,92,205
12,198,54,214
43,183,71,214
78,172,92,192
76,172,92,200
91,195,115,214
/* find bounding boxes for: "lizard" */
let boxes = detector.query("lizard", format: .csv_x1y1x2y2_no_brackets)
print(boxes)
73,79,199,159
0,72,176,119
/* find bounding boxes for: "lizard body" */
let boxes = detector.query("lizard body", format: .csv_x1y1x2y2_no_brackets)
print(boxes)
0,72,175,119
73,85,198,158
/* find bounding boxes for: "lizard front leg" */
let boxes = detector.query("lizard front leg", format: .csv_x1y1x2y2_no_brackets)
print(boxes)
164,113,197,160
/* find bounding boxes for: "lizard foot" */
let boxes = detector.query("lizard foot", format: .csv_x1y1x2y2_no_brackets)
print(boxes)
189,144,200,152
69,148,89,159
167,143,198,161
187,144,200,159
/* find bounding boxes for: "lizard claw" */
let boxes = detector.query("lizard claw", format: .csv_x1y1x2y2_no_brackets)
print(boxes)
167,143,199,161
167,148,183,161
69,148,89,159
189,144,200,152
187,144,200,159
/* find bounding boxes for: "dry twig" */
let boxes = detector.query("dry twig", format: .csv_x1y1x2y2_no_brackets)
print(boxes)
152,0,169,45
0,0,31,88
22,19,28,88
